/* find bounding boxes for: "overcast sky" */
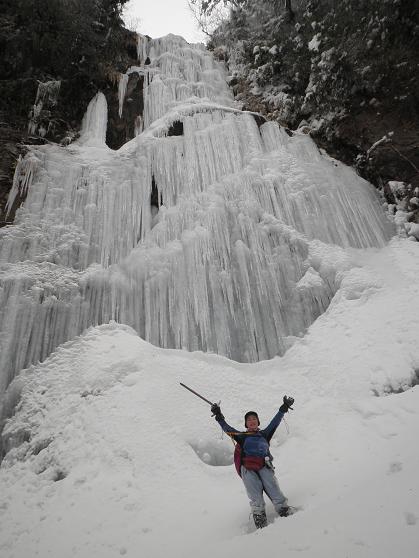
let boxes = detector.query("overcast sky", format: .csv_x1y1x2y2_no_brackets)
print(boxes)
124,0,206,43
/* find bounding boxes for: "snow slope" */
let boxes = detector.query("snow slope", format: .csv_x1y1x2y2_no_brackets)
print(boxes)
1,238,418,558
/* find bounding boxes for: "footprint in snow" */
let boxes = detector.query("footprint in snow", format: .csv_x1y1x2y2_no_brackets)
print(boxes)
404,512,417,526
388,461,403,474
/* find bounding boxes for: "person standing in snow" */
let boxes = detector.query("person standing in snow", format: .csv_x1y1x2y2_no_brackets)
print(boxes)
210,396,294,529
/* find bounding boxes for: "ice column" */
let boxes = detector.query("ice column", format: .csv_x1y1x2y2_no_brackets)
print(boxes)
118,73,129,118
78,92,108,146
137,33,148,63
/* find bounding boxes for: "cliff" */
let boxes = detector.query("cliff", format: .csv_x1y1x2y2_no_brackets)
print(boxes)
0,0,138,224
208,0,419,237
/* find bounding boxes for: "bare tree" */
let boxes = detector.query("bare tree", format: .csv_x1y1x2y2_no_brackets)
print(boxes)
188,1,296,36
194,1,243,15
187,1,236,36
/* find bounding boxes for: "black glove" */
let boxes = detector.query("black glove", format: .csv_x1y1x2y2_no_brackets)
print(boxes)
279,395,294,413
211,403,224,421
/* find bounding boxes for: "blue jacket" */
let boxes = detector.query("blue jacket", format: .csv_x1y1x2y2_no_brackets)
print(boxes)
216,410,285,458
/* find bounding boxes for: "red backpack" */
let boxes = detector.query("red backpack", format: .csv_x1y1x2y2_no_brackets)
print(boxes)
234,442,242,477
233,442,265,477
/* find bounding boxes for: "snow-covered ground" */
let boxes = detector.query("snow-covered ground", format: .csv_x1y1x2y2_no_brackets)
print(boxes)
1,237,418,558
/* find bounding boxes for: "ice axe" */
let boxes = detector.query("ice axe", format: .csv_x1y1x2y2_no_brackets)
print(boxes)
179,382,220,413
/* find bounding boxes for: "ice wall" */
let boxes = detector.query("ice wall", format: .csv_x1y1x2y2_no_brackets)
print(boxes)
0,34,393,395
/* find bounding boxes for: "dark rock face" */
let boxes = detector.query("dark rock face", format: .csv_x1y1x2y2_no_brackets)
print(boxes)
0,0,138,224
209,0,419,226
312,107,419,222
107,73,145,150
251,113,267,128
151,176,163,210
167,121,184,137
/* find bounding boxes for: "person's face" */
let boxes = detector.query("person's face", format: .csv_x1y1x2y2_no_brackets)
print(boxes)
246,415,259,431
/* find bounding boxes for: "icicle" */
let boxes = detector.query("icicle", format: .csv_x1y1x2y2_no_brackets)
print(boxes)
118,73,129,118
78,92,108,146
4,153,40,219
134,115,143,136
136,33,148,62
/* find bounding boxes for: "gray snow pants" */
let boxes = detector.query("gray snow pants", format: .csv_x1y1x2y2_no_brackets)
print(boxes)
241,465,287,515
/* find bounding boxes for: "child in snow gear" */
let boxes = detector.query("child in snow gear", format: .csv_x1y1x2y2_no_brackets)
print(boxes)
211,396,294,529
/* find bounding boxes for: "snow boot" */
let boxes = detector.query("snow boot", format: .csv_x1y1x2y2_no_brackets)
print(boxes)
278,506,290,517
253,511,267,529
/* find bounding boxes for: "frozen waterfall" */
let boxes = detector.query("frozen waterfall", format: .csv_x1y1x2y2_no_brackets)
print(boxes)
0,34,393,396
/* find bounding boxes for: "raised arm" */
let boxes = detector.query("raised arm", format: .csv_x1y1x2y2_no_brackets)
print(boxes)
211,403,241,437
262,396,294,441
